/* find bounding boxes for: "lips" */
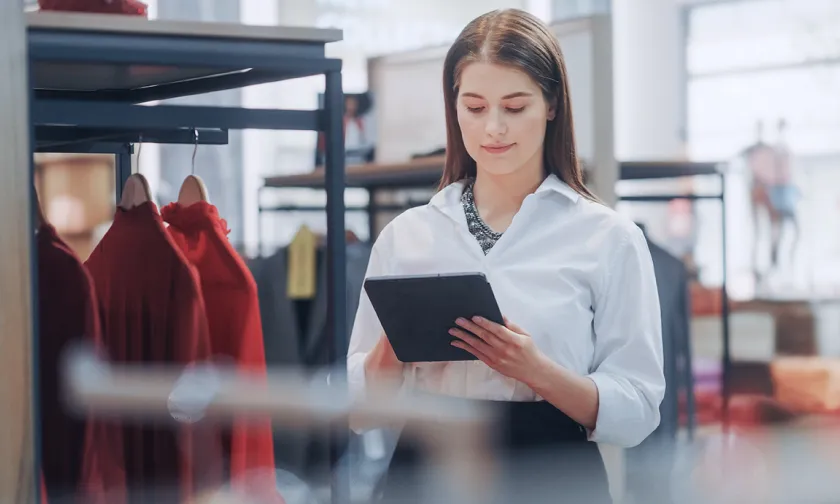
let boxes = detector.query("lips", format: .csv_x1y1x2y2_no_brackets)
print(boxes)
481,143,514,154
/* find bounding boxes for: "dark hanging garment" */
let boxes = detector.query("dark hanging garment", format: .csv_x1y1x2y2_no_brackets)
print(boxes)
625,235,694,504
82,201,222,504
161,202,279,499
248,242,372,477
37,223,99,500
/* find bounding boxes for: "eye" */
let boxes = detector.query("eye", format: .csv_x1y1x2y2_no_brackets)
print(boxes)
465,105,485,113
506,106,526,114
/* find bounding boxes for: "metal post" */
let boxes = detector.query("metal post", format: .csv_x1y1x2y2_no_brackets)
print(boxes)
323,69,348,504
367,188,378,240
257,187,264,257
114,143,133,204
28,34,42,504
720,172,731,432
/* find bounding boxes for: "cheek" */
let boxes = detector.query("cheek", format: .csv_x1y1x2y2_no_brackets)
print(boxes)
457,112,485,150
510,114,547,148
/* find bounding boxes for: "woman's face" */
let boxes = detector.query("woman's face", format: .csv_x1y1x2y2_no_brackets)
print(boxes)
456,62,554,177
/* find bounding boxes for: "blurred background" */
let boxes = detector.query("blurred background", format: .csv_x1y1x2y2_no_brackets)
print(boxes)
15,0,840,503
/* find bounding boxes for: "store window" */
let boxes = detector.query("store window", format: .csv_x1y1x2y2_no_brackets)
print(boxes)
686,0,840,299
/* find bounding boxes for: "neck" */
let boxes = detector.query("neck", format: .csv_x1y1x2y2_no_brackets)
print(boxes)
472,155,544,229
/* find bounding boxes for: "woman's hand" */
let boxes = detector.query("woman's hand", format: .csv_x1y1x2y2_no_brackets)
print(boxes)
451,316,600,429
450,316,546,385
363,332,405,389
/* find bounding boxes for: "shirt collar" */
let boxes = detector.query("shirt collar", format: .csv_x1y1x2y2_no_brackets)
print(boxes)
534,174,582,203
430,173,580,210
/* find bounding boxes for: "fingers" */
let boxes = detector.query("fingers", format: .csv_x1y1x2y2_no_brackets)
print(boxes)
451,339,492,363
450,326,494,363
461,316,516,343
449,327,493,356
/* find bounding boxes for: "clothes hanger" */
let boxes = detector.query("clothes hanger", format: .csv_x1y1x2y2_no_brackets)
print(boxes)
118,136,153,210
178,129,210,206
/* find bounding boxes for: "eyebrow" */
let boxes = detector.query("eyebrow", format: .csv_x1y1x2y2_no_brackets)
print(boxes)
460,92,533,99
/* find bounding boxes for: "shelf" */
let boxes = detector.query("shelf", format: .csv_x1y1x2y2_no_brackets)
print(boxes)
618,194,722,202
264,158,724,191
264,155,445,190
619,161,721,180
35,126,228,151
27,11,342,103
33,100,321,132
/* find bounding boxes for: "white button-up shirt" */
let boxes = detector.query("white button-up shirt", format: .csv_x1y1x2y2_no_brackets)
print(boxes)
347,175,665,448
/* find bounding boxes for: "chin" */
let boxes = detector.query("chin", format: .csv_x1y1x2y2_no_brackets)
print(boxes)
475,155,525,177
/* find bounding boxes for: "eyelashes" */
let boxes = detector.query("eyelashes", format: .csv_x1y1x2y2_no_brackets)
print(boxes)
464,106,526,114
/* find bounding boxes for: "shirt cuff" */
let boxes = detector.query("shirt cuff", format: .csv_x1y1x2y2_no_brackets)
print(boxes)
347,352,368,399
586,372,630,446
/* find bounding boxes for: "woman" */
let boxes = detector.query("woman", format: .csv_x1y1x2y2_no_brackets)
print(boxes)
347,9,665,504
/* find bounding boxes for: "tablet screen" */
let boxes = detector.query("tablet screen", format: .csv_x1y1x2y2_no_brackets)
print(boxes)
363,272,504,363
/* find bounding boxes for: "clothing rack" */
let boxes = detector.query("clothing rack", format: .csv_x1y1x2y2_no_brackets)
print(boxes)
258,155,445,242
9,11,350,504
617,160,732,430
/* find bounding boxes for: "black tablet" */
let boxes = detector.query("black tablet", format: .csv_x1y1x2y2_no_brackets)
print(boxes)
363,272,504,363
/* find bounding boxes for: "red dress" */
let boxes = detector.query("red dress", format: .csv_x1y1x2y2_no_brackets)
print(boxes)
162,202,278,497
37,223,99,498
83,202,221,504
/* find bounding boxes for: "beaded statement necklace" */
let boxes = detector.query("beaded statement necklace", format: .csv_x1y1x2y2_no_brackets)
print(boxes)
460,180,503,255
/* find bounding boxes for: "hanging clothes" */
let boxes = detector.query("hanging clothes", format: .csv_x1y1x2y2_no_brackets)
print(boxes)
42,474,47,504
160,201,278,497
625,232,695,504
37,222,99,499
82,201,221,504
248,241,371,476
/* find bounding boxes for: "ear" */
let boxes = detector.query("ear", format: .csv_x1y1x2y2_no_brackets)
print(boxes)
546,98,557,121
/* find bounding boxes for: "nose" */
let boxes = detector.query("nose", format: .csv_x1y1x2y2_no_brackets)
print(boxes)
485,108,507,137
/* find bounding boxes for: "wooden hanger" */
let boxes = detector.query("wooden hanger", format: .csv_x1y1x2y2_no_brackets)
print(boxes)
178,174,209,206
118,136,153,210
118,173,152,210
178,129,209,206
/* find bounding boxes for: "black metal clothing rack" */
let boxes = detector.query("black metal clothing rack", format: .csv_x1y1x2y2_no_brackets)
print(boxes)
26,11,349,504
618,160,731,430
257,156,444,243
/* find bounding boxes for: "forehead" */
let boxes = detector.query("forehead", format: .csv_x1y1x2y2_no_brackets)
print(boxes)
458,62,540,98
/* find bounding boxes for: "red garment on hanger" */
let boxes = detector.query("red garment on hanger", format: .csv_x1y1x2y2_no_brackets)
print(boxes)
37,223,99,497
161,202,279,499
83,202,221,504
38,0,148,17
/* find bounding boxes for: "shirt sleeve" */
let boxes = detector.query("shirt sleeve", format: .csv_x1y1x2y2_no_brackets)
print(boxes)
586,226,666,447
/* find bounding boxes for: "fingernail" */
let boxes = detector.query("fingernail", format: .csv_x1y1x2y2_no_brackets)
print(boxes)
456,317,466,325
473,316,484,323
449,328,457,335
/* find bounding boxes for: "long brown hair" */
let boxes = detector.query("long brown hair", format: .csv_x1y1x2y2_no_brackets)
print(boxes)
439,9,597,201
